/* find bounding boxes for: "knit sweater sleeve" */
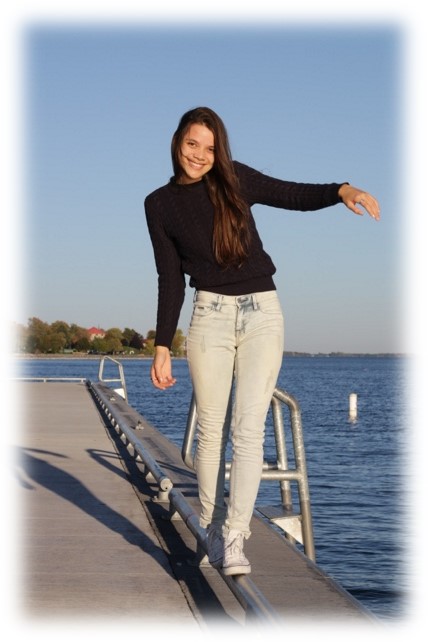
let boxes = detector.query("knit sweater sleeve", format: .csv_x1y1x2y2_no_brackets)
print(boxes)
144,191,185,349
235,161,345,211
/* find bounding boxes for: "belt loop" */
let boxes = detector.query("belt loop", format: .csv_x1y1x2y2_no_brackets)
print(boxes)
215,294,223,311
193,290,198,303
252,293,259,310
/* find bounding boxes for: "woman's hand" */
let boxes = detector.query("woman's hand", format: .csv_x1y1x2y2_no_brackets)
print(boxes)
338,184,381,221
150,346,177,390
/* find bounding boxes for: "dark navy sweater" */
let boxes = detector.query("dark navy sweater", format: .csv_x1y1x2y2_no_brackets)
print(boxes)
144,161,345,348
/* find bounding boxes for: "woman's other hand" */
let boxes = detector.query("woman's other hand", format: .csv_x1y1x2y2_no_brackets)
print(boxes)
150,346,177,390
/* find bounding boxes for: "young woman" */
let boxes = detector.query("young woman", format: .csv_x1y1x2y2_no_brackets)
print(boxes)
144,107,380,576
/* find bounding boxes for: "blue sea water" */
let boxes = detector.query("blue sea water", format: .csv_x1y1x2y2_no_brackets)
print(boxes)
15,355,409,621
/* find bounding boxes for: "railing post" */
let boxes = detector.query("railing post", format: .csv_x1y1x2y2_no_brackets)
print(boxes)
181,386,316,561
271,396,293,511
98,356,128,402
273,389,316,561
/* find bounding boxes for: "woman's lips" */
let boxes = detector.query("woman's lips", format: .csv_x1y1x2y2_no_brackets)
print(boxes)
187,158,204,170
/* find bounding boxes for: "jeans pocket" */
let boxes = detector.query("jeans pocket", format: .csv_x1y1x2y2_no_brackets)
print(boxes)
192,303,216,318
258,296,283,316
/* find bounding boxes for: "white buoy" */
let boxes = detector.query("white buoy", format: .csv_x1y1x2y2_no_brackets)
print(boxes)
349,393,358,421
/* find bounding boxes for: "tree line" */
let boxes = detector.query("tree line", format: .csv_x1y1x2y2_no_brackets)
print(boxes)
13,318,186,357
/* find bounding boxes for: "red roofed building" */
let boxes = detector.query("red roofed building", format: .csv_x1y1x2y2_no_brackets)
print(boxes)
87,327,106,342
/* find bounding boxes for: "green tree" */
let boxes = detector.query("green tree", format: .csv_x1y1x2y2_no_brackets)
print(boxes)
26,317,50,353
142,330,157,356
122,327,135,347
130,332,145,350
48,332,67,353
69,324,91,352
104,328,124,353
50,321,72,349
171,328,185,357
24,318,68,353
91,337,107,353
142,338,155,356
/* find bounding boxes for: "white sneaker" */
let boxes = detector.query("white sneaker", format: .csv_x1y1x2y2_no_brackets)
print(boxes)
223,529,251,575
206,524,223,569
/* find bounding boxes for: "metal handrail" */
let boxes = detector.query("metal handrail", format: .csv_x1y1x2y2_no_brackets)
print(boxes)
181,387,316,561
98,356,128,402
168,486,280,623
88,380,281,623
88,381,172,499
13,377,87,383
272,388,315,561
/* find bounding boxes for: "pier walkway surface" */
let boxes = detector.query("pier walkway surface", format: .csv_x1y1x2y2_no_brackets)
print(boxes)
14,380,376,630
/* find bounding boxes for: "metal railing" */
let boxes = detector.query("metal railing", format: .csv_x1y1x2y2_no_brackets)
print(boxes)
15,357,128,403
182,387,316,561
167,486,281,622
14,377,87,383
88,379,281,623
98,356,128,402
90,382,172,499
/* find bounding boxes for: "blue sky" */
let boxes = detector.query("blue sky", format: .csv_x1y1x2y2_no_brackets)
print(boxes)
19,23,402,353
6,0,428,359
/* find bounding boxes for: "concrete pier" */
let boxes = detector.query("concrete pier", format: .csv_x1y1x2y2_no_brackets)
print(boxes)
15,381,203,623
14,380,375,628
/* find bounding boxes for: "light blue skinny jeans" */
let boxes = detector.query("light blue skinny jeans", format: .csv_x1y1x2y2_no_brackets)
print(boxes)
186,290,284,538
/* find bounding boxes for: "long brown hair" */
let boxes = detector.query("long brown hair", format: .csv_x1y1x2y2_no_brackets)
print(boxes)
171,107,250,268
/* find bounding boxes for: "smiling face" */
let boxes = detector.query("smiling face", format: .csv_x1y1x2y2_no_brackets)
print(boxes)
177,123,215,184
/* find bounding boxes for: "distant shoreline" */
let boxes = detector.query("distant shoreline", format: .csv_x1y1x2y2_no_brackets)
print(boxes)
12,352,407,360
